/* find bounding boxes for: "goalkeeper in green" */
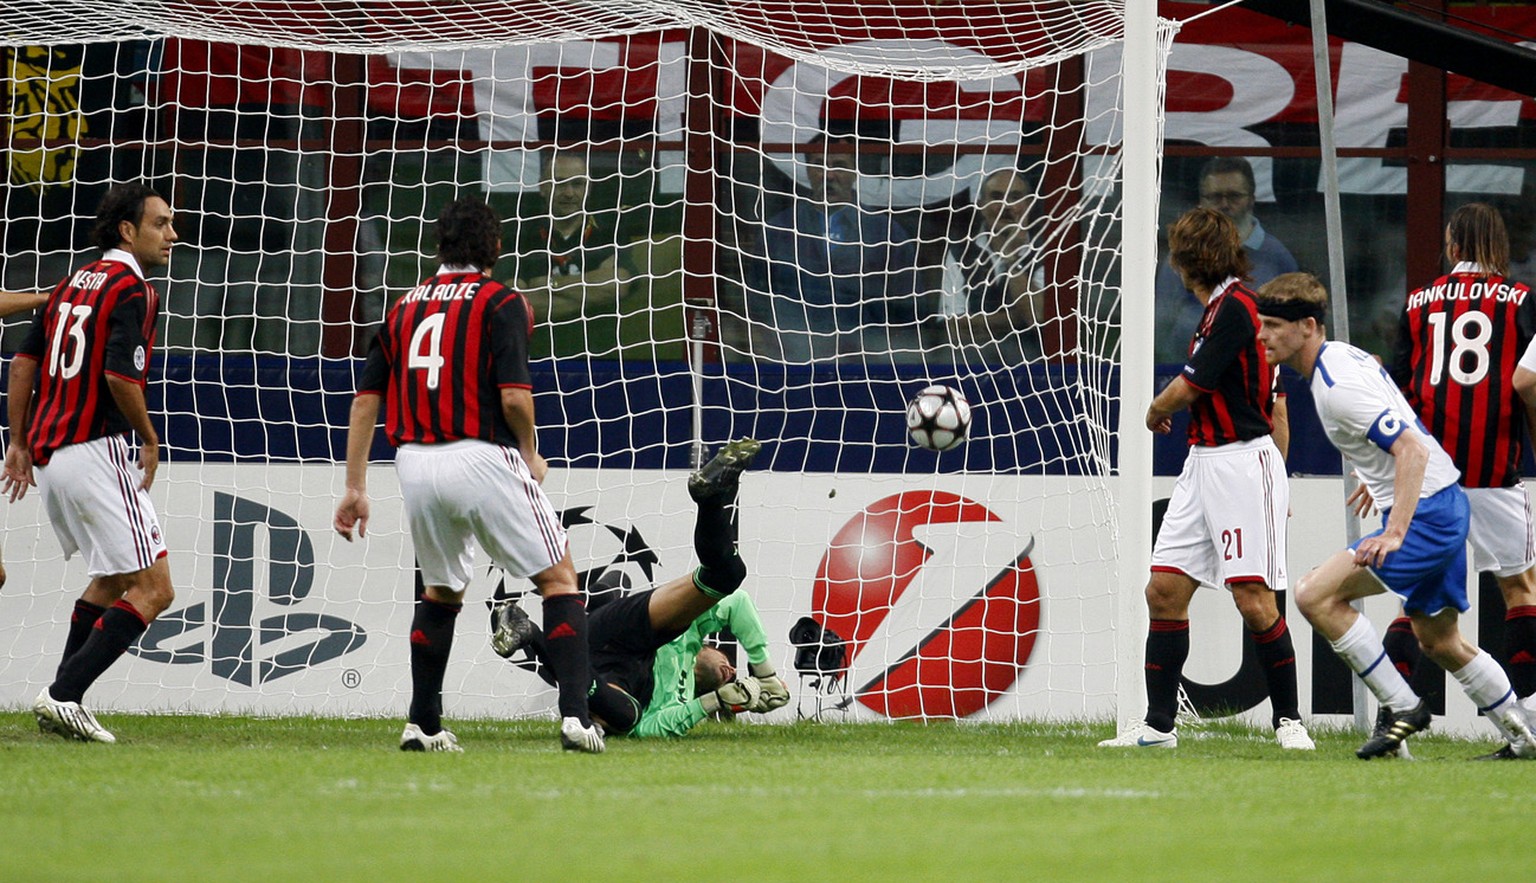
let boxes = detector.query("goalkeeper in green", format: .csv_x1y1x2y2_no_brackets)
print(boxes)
491,438,790,737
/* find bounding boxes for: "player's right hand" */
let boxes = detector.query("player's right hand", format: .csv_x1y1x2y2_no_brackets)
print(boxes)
334,489,370,541
3,443,34,503
711,677,763,715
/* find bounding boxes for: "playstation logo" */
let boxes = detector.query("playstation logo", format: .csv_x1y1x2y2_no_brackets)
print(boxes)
131,493,366,685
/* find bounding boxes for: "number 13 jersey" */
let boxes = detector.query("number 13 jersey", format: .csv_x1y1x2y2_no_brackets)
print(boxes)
16,248,158,467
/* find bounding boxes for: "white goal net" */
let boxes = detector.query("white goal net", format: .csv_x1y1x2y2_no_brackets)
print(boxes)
0,1,1171,722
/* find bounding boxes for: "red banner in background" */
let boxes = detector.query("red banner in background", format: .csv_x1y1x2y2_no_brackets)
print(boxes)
154,4,1536,127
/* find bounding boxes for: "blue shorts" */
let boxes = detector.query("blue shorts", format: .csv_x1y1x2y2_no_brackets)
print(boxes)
1354,484,1470,616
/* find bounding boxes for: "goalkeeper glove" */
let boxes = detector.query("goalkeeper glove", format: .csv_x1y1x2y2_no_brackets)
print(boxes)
748,661,790,713
700,677,762,715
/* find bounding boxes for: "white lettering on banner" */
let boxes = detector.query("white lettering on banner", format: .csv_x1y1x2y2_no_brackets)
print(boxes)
1162,43,1293,203
422,33,1532,199
1334,43,1522,196
759,39,1026,208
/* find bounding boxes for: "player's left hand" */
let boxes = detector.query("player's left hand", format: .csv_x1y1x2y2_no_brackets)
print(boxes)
138,437,160,491
334,489,370,541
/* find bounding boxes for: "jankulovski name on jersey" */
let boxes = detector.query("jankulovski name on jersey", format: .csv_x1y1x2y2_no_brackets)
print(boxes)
1405,277,1530,311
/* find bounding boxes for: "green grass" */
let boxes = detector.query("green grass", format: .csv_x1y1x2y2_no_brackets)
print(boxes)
0,712,1524,881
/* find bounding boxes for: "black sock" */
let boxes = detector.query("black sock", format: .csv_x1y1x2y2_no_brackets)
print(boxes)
407,596,460,735
1250,616,1300,726
1144,619,1189,733
1382,616,1420,681
1384,616,1445,705
51,601,147,703
693,486,746,599
541,593,593,726
1505,605,1536,698
57,599,107,679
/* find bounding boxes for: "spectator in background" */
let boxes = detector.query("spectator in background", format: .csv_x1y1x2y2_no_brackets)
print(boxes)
939,166,1048,365
750,136,919,363
1154,157,1297,364
511,150,637,358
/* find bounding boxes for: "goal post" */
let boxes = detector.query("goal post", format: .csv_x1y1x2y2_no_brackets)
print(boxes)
0,1,1171,724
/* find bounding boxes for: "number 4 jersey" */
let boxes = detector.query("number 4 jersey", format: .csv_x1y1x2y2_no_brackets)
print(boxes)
357,268,535,448
1392,262,1536,489
17,248,159,466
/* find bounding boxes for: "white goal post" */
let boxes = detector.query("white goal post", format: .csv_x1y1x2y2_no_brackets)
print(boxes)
0,1,1173,724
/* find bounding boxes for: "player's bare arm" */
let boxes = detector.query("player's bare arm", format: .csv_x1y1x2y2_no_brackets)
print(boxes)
334,392,382,540
0,290,47,317
500,386,546,483
1355,433,1428,569
1513,364,1536,450
4,355,38,502
104,373,160,490
1271,395,1290,460
1145,375,1201,433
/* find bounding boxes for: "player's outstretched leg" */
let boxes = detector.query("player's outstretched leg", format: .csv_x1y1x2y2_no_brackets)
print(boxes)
688,438,761,503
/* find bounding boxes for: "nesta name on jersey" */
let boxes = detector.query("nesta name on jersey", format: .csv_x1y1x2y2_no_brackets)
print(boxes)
69,269,110,291
402,279,485,303
1406,279,1529,310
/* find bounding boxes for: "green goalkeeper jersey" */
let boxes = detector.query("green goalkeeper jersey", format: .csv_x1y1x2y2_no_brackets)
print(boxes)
628,592,771,739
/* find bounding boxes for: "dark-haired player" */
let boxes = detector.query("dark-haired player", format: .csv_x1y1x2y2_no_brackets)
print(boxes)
5,183,178,744
1389,202,1536,758
1099,206,1310,751
492,439,790,738
334,197,602,753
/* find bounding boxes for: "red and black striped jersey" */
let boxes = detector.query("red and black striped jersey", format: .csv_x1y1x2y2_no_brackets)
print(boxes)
1180,278,1274,447
1391,268,1536,489
16,251,159,466
357,270,534,447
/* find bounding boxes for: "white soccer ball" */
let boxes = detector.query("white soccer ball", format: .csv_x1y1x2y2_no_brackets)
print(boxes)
905,384,972,452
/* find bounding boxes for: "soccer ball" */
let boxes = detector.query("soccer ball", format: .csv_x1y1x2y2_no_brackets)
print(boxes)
905,384,971,452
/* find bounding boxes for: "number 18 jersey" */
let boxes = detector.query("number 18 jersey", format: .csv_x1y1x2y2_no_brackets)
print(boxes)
357,269,534,448
1391,264,1536,489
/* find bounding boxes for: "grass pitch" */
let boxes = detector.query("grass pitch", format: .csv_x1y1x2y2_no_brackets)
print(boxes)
0,712,1523,882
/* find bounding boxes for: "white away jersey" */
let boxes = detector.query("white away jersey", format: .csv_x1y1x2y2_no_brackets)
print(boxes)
1310,341,1460,510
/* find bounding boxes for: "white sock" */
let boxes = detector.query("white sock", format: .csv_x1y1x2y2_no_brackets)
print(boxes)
1330,615,1419,712
1450,650,1530,743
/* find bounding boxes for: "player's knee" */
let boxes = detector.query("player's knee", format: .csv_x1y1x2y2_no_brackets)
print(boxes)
589,681,640,735
693,557,746,600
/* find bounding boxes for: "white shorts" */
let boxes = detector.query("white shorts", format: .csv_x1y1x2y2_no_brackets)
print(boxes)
1465,485,1536,578
396,440,567,592
37,435,168,578
1152,436,1289,591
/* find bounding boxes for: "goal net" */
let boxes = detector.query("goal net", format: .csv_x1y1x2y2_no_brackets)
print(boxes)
0,1,1171,722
